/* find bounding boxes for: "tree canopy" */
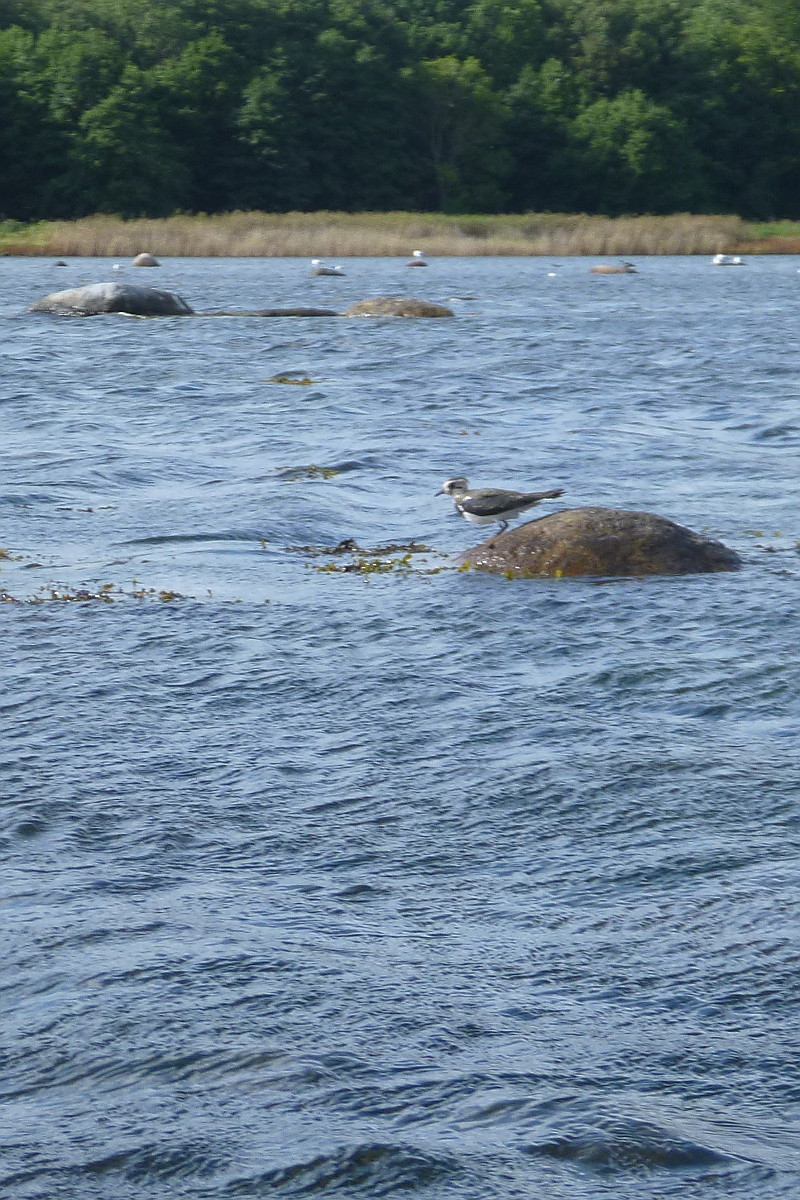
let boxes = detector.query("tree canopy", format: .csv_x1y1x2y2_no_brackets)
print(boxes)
1,0,799,218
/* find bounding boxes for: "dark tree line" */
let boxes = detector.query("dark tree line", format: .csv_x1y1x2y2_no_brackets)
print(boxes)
2,0,800,219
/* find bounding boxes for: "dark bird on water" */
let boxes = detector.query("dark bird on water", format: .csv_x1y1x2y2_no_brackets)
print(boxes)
437,476,565,532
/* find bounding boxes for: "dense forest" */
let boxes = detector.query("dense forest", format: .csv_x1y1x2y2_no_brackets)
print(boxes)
2,0,800,220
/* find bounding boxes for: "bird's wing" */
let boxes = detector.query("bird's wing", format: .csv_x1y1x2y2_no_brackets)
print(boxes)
458,490,528,517
459,488,564,516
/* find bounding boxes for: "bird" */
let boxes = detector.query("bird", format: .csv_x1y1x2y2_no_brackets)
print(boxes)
407,249,428,266
310,259,345,276
437,476,565,533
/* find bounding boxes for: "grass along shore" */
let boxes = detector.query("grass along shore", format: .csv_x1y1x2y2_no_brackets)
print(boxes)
1,211,799,258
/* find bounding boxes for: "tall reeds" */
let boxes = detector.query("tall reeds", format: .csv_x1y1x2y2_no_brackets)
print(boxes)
0,210,778,257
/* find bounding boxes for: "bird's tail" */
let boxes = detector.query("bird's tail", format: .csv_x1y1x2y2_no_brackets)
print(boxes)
525,487,565,502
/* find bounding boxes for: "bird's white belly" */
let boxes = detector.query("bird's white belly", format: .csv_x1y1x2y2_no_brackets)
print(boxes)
459,507,521,525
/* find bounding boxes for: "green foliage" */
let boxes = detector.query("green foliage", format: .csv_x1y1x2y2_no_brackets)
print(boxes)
568,88,707,212
75,65,190,216
2,0,800,218
404,54,510,210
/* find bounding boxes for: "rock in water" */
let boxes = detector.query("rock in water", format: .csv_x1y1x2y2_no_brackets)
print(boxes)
131,253,160,266
345,297,454,317
29,282,194,316
461,507,741,578
590,263,637,274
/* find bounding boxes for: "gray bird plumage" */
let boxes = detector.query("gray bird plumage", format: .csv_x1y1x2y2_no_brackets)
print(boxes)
437,476,565,532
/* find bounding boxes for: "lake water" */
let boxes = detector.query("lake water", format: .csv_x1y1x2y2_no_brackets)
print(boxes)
2,255,800,1200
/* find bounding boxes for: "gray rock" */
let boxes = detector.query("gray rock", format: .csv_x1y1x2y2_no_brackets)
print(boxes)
346,297,454,317
29,282,194,317
131,252,160,266
461,507,741,578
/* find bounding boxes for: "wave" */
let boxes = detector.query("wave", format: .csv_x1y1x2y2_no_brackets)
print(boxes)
525,1114,733,1173
225,1142,459,1196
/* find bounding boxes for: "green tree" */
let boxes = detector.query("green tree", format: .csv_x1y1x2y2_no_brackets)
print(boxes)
33,27,124,123
296,28,425,209
151,33,241,210
234,60,314,209
0,26,64,218
553,0,688,101
680,3,800,215
506,57,578,209
567,88,707,212
461,0,549,88
74,64,190,214
404,54,510,209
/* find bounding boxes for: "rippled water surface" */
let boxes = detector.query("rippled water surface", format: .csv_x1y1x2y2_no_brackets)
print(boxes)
3,255,800,1199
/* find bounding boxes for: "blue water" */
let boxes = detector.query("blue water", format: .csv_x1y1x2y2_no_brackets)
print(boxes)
3,255,800,1199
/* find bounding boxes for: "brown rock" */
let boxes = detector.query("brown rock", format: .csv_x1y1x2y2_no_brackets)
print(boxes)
346,297,454,317
590,263,637,274
461,507,741,578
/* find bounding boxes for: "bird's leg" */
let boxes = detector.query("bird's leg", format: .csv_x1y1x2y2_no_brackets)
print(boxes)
487,519,508,548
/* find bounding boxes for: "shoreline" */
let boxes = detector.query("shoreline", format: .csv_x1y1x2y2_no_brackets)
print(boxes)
2,211,798,258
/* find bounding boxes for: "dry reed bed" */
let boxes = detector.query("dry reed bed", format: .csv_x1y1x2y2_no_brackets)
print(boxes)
2,211,755,257
734,236,800,254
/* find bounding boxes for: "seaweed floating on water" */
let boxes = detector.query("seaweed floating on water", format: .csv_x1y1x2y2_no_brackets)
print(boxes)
310,540,449,577
13,582,188,604
317,553,418,575
264,375,317,386
288,538,432,557
131,587,185,602
367,540,432,557
31,585,116,603
277,464,341,481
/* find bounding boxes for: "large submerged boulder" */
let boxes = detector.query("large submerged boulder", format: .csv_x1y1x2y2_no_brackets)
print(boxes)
461,507,741,578
131,252,160,266
30,282,194,316
345,297,454,317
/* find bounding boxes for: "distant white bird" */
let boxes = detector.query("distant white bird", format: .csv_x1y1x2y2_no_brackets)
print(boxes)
310,259,345,276
712,253,745,266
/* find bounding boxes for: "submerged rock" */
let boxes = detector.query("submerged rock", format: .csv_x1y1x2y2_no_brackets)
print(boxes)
345,297,454,317
131,252,160,266
461,507,741,578
223,307,340,317
252,306,340,317
30,282,193,317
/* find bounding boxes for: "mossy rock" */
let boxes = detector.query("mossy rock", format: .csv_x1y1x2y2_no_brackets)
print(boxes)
461,507,741,578
345,297,454,317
